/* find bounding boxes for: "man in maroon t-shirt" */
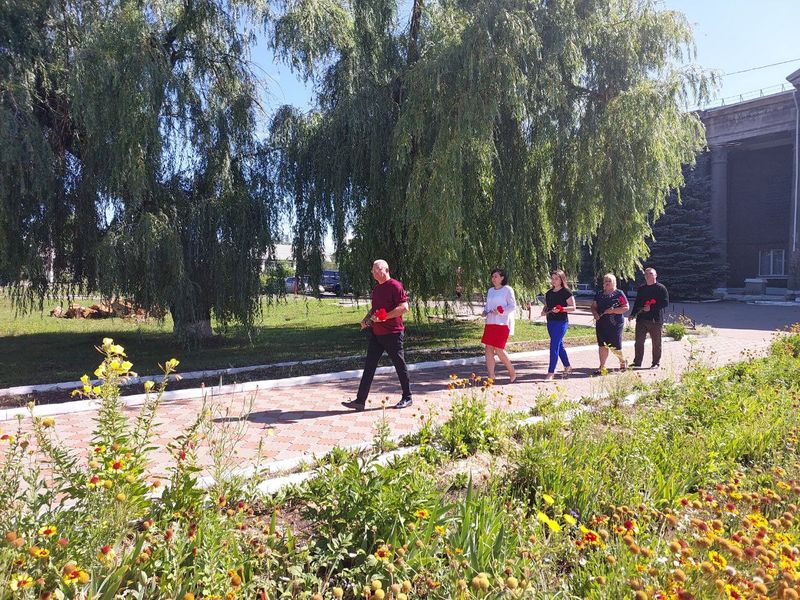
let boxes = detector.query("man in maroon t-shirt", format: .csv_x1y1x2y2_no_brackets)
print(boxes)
342,259,413,410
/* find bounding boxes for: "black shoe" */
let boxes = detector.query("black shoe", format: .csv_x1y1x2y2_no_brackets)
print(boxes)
651,363,660,369
341,400,365,411
631,362,642,368
394,397,413,409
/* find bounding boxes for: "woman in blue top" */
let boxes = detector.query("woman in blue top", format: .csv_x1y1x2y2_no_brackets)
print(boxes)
590,273,629,374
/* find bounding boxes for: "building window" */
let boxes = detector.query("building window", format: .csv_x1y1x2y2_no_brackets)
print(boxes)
759,249,786,276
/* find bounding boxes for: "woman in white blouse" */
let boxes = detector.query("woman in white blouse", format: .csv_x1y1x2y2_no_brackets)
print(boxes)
481,268,517,383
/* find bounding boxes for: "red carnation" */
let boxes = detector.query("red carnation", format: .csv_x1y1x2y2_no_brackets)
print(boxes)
374,308,388,321
553,304,563,313
496,305,504,314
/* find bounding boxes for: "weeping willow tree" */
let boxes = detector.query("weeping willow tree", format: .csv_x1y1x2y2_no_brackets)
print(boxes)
0,0,281,338
268,0,716,298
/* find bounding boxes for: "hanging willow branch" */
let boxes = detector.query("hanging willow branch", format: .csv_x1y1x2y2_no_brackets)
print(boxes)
0,0,282,339
269,0,715,298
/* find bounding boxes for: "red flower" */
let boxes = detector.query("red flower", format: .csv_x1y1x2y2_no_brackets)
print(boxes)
645,299,656,306
374,308,388,320
496,305,504,314
553,304,563,313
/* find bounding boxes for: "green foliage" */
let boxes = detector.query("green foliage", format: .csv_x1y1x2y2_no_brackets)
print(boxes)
664,322,686,340
0,340,268,599
5,332,800,598
508,341,800,518
438,392,509,458
296,453,440,555
0,0,280,339
269,0,715,298
646,154,728,298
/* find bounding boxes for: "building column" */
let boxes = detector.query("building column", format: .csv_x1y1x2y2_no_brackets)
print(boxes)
790,86,800,292
709,146,729,287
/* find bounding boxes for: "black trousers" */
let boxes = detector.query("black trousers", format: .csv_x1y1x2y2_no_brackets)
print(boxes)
356,331,412,404
634,319,663,365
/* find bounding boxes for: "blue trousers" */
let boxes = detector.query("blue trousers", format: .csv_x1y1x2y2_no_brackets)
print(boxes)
547,320,570,373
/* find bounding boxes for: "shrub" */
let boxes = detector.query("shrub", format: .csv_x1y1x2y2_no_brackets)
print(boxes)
664,322,686,340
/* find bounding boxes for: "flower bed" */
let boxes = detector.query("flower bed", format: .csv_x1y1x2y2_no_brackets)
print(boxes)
2,330,800,599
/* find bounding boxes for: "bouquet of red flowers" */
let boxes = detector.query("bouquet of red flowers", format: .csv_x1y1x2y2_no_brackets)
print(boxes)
374,308,388,321
645,298,656,307
496,305,504,314
553,304,563,313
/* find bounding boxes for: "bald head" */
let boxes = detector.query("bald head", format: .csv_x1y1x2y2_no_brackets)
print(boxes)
644,268,657,285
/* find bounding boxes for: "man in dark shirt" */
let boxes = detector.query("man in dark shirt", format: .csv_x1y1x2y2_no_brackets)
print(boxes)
342,259,413,411
629,267,669,368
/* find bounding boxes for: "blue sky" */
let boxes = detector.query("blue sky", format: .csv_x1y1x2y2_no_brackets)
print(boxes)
252,0,800,118
664,0,800,106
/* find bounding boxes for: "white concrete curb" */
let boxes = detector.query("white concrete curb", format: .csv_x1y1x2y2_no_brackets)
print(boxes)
0,338,662,422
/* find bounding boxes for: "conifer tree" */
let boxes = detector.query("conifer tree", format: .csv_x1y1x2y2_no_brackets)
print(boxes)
647,154,727,299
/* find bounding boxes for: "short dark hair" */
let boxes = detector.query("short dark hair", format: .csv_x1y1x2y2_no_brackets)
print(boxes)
491,268,508,286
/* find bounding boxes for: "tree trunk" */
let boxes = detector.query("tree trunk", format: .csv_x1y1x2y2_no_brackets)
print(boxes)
407,0,423,65
172,306,214,341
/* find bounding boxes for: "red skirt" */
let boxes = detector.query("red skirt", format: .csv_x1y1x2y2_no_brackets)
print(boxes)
481,324,510,349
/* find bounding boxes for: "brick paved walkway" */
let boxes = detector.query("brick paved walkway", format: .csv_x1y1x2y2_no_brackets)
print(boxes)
3,302,798,482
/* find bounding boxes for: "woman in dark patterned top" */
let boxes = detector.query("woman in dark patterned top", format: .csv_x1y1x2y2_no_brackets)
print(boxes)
590,273,629,374
540,270,576,380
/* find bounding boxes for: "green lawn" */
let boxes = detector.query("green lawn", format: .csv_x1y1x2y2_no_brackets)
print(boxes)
0,294,592,387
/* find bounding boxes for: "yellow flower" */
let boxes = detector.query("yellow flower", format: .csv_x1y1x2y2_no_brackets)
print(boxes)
110,344,125,356
38,525,57,537
9,573,34,591
546,519,562,532
542,494,555,506
708,551,727,570
374,545,392,561
724,583,744,599
563,514,577,526
80,374,90,385
97,545,116,563
434,525,446,535
166,358,180,370
41,416,56,428
62,569,90,585
537,511,550,523
144,380,155,392
102,337,114,347
414,508,430,519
